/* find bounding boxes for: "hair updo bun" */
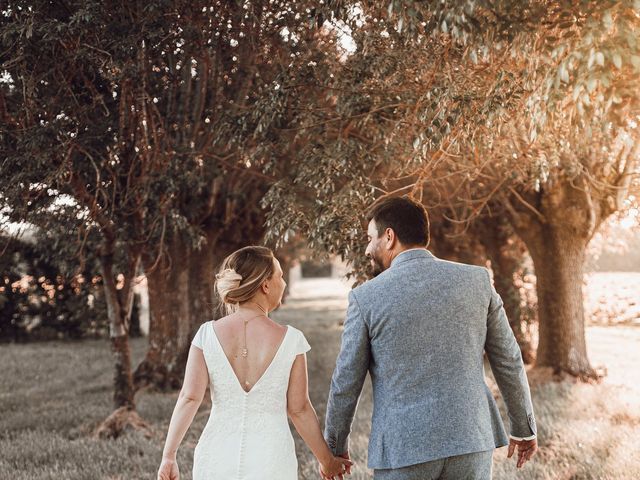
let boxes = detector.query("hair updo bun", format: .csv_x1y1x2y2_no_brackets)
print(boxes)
215,269,243,303
215,246,275,314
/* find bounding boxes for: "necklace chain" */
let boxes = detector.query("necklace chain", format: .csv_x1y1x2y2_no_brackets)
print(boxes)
248,301,268,315
239,303,268,390
240,302,268,359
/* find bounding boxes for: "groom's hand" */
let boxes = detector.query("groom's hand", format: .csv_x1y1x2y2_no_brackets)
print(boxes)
318,451,352,479
507,438,538,468
339,452,352,475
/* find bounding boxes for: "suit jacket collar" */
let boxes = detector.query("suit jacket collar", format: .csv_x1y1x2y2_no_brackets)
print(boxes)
389,248,436,268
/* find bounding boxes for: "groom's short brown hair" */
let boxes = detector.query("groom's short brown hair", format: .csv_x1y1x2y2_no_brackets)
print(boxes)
366,196,430,247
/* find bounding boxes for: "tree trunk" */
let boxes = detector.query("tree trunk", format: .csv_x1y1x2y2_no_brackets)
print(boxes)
526,229,597,379
490,258,536,364
94,240,151,438
134,228,239,391
188,249,216,326
477,218,536,364
134,232,191,391
98,243,139,409
189,227,231,326
428,220,486,266
111,334,136,408
505,177,607,381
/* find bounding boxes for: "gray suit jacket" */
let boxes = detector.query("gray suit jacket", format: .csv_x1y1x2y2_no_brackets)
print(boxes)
324,249,536,469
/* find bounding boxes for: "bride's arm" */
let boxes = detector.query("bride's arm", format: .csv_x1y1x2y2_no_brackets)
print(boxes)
287,353,352,478
160,345,209,462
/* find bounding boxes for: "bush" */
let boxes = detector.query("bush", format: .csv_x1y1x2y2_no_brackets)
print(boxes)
0,233,109,342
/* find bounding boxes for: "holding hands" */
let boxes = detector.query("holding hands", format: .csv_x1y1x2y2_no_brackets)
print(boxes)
319,451,353,480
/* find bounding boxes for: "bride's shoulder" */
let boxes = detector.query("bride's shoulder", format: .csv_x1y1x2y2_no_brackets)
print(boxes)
284,324,302,337
199,319,217,332
285,325,311,355
192,319,215,349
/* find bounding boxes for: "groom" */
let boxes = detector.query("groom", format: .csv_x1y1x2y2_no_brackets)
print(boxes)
323,197,537,479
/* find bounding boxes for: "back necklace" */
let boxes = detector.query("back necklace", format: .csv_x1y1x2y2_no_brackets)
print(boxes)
241,302,268,358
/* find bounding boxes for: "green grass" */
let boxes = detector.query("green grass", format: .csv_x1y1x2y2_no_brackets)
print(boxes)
1,278,639,479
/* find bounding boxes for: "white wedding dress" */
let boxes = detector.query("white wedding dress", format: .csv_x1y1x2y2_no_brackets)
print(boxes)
190,320,311,480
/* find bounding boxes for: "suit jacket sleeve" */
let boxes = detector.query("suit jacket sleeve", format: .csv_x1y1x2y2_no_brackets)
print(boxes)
483,269,537,439
324,289,371,455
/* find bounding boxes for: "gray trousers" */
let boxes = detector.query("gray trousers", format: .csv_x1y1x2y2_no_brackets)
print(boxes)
373,450,493,480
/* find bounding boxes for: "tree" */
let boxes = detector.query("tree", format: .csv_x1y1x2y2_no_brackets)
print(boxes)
2,1,341,400
129,0,333,390
265,1,640,379
2,0,184,434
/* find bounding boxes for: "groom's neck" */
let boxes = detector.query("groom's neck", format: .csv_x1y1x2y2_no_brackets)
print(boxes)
387,244,426,266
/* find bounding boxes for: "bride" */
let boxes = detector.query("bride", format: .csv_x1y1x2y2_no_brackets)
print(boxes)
157,246,352,480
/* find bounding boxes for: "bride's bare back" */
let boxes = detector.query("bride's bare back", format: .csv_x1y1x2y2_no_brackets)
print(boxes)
212,314,288,393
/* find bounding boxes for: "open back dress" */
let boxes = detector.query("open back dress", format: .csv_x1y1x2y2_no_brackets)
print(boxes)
190,321,311,480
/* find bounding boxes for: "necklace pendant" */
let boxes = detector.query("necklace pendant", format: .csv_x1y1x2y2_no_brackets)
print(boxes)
241,348,248,358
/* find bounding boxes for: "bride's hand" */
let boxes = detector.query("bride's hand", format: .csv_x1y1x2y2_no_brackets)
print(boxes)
320,455,353,479
157,458,180,480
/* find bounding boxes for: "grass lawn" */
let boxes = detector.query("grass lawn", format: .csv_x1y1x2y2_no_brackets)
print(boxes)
1,276,639,479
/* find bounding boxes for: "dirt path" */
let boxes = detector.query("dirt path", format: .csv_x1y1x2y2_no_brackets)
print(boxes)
272,278,373,479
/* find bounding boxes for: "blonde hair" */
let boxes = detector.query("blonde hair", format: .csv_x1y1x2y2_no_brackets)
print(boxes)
215,246,275,314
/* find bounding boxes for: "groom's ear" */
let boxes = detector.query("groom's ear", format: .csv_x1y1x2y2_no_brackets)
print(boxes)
384,227,396,249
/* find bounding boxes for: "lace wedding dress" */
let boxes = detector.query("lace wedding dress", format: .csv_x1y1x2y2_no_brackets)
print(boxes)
190,320,311,480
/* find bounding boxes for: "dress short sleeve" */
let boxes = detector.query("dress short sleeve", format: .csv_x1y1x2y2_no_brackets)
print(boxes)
293,328,311,355
191,322,207,350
